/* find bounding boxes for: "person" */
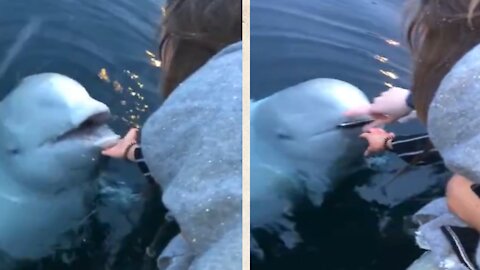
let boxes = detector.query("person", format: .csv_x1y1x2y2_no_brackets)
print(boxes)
347,0,480,268
102,0,242,179
102,128,154,183
103,0,242,269
101,0,242,187
346,87,442,165
406,0,480,267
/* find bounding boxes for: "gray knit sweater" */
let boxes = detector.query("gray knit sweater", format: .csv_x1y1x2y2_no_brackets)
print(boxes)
410,43,480,270
141,42,242,270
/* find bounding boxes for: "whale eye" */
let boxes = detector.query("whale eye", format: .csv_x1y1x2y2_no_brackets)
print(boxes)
277,133,294,140
7,148,20,155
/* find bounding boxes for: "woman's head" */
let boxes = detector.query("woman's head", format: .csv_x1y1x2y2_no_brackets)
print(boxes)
406,0,480,122
159,0,242,97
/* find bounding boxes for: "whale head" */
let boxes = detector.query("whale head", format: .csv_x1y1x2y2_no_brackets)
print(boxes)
250,79,370,248
0,73,121,260
251,78,370,188
0,73,119,195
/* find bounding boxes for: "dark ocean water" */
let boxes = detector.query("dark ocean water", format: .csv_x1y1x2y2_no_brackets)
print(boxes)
0,0,165,269
251,0,451,269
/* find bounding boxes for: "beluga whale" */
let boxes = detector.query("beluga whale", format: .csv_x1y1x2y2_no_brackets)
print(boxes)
250,78,371,256
0,73,119,261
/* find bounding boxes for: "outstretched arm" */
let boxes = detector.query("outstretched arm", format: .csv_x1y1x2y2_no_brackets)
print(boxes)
345,87,415,131
360,128,442,166
132,146,156,184
102,128,155,184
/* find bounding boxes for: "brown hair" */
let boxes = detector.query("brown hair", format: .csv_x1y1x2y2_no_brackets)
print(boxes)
160,0,242,97
406,0,480,123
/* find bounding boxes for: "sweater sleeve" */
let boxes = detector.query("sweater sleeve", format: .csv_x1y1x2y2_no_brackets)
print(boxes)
389,133,443,165
133,146,156,185
406,92,414,109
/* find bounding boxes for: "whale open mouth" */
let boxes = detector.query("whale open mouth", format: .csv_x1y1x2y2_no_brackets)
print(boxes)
52,111,119,149
56,112,111,141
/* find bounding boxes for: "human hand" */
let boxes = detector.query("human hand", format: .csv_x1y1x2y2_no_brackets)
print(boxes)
359,128,395,156
101,128,139,161
344,87,413,131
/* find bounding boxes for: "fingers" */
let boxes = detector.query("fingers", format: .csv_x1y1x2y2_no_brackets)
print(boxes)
101,128,138,158
370,112,391,121
364,146,372,156
126,128,138,137
360,129,389,157
344,101,391,118
362,128,388,135
359,134,374,156
101,148,113,156
125,128,139,142
367,128,384,134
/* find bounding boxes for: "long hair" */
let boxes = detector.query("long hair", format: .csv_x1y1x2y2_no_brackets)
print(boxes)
406,0,480,123
159,0,242,97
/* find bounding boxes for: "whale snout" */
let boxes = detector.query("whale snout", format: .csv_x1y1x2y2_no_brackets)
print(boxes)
56,102,110,140
33,74,120,148
54,108,119,148
70,98,110,128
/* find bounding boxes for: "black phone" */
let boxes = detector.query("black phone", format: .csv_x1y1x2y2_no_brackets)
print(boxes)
337,119,374,129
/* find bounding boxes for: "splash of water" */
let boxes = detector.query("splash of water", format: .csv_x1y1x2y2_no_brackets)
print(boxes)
0,18,42,79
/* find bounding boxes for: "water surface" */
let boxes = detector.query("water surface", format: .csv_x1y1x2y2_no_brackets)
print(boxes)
0,1,165,269
251,0,450,269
